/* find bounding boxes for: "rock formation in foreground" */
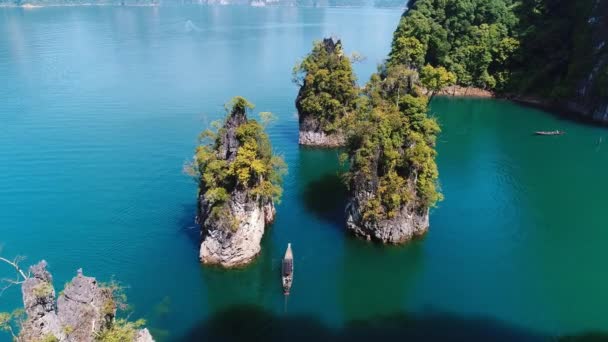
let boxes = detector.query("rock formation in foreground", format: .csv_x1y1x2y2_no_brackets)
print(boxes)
293,38,358,147
13,261,153,342
192,97,285,267
344,64,441,243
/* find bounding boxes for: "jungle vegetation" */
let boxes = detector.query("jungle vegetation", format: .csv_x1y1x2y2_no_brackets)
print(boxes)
389,0,606,100
342,63,445,222
190,97,286,231
293,39,358,134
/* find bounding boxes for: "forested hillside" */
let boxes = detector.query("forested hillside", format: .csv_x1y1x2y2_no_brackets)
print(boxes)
391,0,608,121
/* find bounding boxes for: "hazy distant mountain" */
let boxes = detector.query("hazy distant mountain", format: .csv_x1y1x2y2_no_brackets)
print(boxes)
0,0,406,7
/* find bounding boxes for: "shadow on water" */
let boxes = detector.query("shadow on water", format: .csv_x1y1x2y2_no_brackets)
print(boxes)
176,203,201,251
339,237,425,322
302,172,348,228
177,304,554,342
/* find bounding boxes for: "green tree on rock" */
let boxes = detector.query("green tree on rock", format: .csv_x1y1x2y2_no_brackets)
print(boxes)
190,97,286,231
293,38,358,134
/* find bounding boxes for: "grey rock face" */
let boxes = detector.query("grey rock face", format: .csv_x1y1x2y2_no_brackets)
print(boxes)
217,105,248,161
346,192,429,243
298,115,345,147
198,174,277,267
19,263,153,342
199,191,275,267
575,0,608,122
56,271,114,342
136,328,155,342
20,261,65,342
298,130,346,148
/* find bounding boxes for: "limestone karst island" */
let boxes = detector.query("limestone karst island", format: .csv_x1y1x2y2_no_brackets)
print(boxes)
1,0,607,341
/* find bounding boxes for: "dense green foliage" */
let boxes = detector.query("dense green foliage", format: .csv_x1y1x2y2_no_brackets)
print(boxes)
293,39,358,133
508,0,605,98
192,97,286,230
390,0,519,90
343,63,442,222
420,64,457,97
390,0,607,102
96,319,146,342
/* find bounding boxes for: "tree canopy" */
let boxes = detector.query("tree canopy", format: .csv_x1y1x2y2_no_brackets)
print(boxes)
389,0,519,90
389,0,607,102
293,38,358,133
191,97,286,231
342,63,442,223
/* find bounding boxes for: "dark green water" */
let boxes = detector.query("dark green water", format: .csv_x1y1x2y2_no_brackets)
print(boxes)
1,6,608,341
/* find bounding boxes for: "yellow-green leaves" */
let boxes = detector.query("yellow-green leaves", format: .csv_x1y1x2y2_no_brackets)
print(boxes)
389,36,426,67
192,97,286,231
344,64,442,222
294,39,358,134
389,0,520,90
420,64,457,96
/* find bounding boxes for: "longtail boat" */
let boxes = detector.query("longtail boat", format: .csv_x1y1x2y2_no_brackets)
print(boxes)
535,130,564,136
282,243,293,295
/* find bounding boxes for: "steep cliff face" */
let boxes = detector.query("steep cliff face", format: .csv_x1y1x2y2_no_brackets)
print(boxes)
509,0,608,121
195,97,283,268
20,261,65,342
298,115,346,147
294,38,357,147
18,261,153,342
345,150,430,243
569,0,608,121
199,188,276,267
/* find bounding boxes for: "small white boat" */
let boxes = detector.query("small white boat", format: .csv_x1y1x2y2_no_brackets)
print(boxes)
535,130,564,136
282,243,293,295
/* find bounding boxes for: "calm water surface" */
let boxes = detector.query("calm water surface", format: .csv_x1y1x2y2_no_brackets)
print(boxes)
1,6,608,341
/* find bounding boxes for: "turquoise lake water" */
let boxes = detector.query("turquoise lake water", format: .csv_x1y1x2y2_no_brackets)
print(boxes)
2,5,608,341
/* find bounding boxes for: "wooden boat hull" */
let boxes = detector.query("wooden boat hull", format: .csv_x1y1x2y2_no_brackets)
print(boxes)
535,131,564,136
282,243,293,295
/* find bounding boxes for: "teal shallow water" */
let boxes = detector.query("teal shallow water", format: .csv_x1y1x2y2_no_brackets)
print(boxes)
1,6,608,341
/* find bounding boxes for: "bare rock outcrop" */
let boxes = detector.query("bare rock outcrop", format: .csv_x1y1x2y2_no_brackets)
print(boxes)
436,85,494,98
20,261,65,342
56,269,115,341
18,262,153,342
298,115,346,147
199,189,276,267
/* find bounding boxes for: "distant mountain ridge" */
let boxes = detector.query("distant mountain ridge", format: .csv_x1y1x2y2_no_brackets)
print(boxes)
0,0,406,7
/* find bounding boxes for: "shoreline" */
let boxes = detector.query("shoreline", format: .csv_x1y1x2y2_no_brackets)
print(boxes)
0,3,159,7
0,2,405,8
436,86,608,127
